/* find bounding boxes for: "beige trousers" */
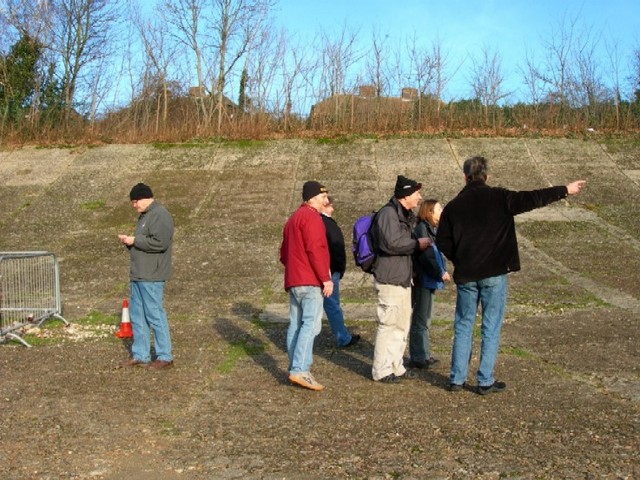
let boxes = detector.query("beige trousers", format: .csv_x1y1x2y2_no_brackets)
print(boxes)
372,281,412,380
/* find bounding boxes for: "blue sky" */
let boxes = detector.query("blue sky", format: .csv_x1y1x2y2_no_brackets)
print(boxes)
274,0,639,101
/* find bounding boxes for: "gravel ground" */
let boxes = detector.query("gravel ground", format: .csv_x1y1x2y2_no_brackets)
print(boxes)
0,138,638,479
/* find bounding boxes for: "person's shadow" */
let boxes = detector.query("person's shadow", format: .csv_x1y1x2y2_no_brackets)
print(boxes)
209,303,287,385
222,301,454,391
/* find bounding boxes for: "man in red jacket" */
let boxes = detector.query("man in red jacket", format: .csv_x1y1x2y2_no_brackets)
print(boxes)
280,181,334,391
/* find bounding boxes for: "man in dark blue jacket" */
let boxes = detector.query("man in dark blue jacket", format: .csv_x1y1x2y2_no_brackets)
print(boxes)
320,196,360,348
436,156,585,395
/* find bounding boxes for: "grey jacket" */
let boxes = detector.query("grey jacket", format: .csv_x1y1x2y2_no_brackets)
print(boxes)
372,197,418,287
129,200,174,281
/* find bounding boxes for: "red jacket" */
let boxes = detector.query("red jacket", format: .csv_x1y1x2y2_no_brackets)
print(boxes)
280,203,331,290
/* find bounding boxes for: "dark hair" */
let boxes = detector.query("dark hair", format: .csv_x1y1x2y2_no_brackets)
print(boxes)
463,156,488,182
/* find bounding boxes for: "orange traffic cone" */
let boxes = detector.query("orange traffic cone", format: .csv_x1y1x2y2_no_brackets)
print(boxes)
115,299,133,338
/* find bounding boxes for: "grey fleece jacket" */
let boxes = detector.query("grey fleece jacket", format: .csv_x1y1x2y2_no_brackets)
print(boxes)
129,200,174,281
372,197,418,287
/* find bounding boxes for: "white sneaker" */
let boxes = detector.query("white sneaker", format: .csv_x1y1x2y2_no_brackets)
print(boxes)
288,372,325,391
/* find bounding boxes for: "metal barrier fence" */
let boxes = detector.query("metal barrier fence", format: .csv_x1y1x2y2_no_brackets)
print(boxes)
0,251,68,347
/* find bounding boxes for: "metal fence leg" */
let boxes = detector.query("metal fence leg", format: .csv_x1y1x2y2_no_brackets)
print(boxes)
37,313,70,328
3,332,32,348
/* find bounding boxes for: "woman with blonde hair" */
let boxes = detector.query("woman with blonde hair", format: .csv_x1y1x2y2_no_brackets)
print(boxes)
408,199,451,369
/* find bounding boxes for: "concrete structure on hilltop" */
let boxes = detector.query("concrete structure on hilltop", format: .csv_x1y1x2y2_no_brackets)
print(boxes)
309,85,440,131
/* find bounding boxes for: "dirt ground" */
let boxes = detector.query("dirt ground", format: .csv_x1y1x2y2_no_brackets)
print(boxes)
0,138,638,479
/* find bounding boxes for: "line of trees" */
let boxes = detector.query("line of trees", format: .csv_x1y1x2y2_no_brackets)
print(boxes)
1,0,640,144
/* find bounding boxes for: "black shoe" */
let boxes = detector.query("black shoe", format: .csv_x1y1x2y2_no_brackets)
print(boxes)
426,357,440,367
477,381,506,395
342,334,361,348
449,383,464,392
408,357,440,369
397,370,417,380
407,359,429,369
378,373,401,384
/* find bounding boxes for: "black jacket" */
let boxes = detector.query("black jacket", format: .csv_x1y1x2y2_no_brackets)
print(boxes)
322,214,347,278
436,180,568,284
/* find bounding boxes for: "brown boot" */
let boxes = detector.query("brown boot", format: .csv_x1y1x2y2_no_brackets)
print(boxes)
146,359,174,370
117,358,149,368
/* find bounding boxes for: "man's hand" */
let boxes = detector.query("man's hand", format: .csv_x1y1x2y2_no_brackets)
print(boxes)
566,180,586,196
118,234,135,246
442,272,451,282
417,237,432,251
322,280,334,298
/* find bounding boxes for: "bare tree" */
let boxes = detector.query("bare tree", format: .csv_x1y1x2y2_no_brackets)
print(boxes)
430,37,456,124
1,0,51,43
386,37,405,101
533,13,582,127
314,23,362,129
569,26,608,127
243,26,278,112
520,48,545,125
49,0,121,122
210,0,273,133
469,44,509,127
628,47,640,130
604,36,624,130
133,3,180,134
161,0,273,134
162,0,211,126
86,53,111,131
280,35,314,131
632,47,640,101
406,32,437,129
364,28,390,97
317,23,361,99
0,2,18,52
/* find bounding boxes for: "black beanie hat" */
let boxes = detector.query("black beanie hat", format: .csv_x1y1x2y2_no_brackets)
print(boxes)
129,183,154,201
394,175,422,198
302,181,328,202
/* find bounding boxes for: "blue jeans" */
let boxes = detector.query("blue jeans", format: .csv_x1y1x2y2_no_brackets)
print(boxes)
323,272,353,347
287,286,323,374
450,274,508,387
129,281,173,362
409,286,435,362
